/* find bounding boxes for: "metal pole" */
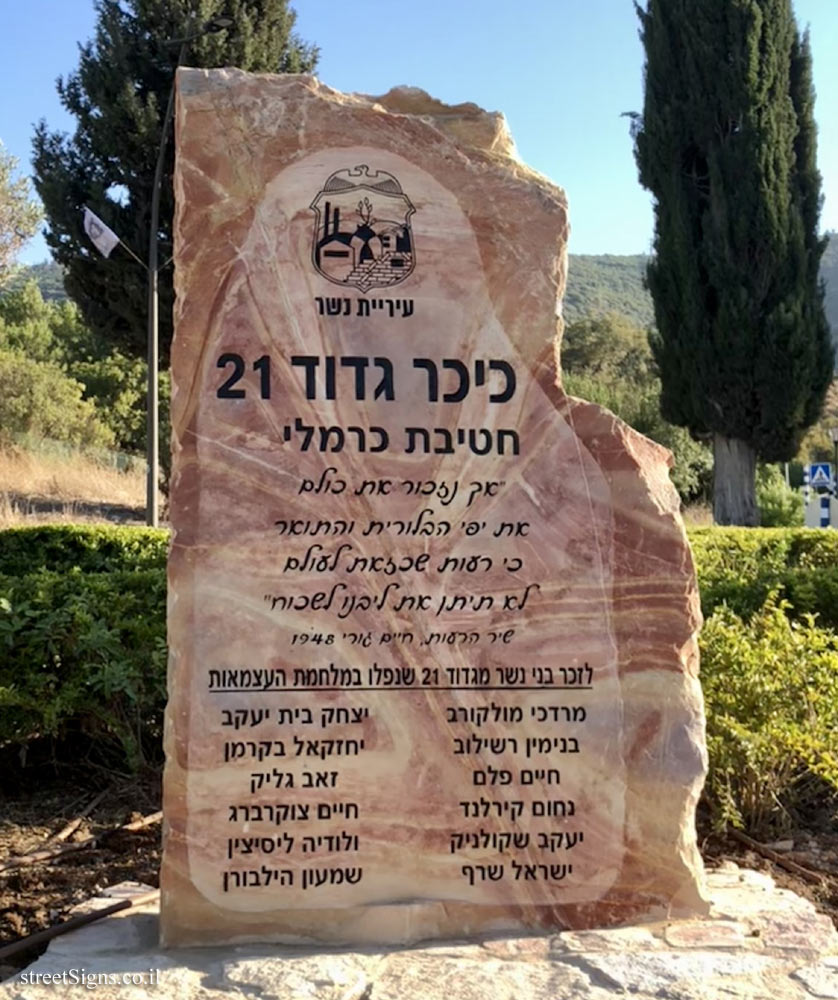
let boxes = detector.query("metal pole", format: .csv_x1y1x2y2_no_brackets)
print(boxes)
146,47,184,527
146,19,233,524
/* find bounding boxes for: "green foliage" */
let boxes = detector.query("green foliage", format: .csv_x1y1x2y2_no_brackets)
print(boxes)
560,312,655,381
700,596,838,831
0,281,57,361
0,143,42,288
0,526,168,770
33,0,318,363
756,464,803,526
69,352,148,453
687,526,838,830
0,348,115,449
0,525,168,577
689,526,838,628
0,279,158,454
0,567,167,770
0,279,105,366
634,3,833,462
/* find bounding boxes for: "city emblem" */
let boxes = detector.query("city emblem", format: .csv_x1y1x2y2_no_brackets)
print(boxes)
311,165,415,293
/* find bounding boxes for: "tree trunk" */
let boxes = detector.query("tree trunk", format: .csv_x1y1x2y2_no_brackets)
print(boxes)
713,434,759,525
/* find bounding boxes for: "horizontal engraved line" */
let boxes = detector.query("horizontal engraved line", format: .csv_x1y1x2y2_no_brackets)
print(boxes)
208,685,595,693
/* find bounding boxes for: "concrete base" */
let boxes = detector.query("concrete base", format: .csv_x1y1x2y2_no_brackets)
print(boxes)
2,864,837,999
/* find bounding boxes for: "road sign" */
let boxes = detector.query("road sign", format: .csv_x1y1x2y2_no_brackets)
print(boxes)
808,463,833,488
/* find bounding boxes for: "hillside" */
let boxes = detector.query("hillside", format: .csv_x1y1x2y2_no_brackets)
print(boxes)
564,254,653,327
15,242,838,355
565,238,837,345
8,261,67,300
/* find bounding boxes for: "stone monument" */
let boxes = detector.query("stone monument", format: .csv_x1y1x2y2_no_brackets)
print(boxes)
161,69,708,947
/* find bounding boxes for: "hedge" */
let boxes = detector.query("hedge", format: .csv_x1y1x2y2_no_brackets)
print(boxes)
0,524,168,577
690,526,838,626
0,566,167,770
1,524,836,833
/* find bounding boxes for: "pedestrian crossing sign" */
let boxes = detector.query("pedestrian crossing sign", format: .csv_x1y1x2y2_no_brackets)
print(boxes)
808,463,833,488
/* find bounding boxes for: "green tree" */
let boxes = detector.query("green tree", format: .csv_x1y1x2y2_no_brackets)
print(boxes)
0,281,57,361
32,0,317,363
561,312,656,382
0,280,102,365
0,144,42,289
69,352,149,452
632,0,833,525
0,350,114,450
0,279,154,453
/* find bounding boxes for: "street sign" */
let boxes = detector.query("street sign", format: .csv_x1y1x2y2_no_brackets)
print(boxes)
808,463,833,488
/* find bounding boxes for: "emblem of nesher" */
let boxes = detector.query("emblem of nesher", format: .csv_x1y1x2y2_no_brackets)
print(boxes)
311,165,415,292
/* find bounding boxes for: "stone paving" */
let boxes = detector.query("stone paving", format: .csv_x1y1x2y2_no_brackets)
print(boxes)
2,863,837,999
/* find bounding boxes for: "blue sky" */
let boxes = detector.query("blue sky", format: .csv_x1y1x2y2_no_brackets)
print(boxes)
1,0,836,264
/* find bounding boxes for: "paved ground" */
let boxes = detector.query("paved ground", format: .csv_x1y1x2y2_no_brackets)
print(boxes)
2,863,838,999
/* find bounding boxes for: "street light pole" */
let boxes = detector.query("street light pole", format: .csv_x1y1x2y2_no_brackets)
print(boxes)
146,15,234,527
146,74,178,528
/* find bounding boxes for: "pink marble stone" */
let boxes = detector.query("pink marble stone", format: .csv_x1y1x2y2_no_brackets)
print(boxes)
161,69,708,947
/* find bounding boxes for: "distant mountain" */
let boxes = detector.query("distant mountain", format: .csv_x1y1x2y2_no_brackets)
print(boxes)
565,241,838,365
565,254,653,327
8,261,67,301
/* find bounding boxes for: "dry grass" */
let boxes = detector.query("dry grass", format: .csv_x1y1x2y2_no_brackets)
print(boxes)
0,445,148,527
682,503,714,527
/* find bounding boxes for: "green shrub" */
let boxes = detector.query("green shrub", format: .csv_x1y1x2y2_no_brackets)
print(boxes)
0,349,115,449
0,525,168,577
785,529,838,567
0,282,56,361
0,567,167,770
689,526,838,628
689,527,793,618
757,464,804,527
700,595,838,832
0,279,108,365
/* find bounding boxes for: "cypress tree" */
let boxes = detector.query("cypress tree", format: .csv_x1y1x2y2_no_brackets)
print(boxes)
32,0,317,364
633,0,833,525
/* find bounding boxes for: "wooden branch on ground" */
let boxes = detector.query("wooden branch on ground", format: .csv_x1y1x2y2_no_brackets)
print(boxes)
0,811,162,873
119,811,163,833
29,788,110,851
728,828,832,885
